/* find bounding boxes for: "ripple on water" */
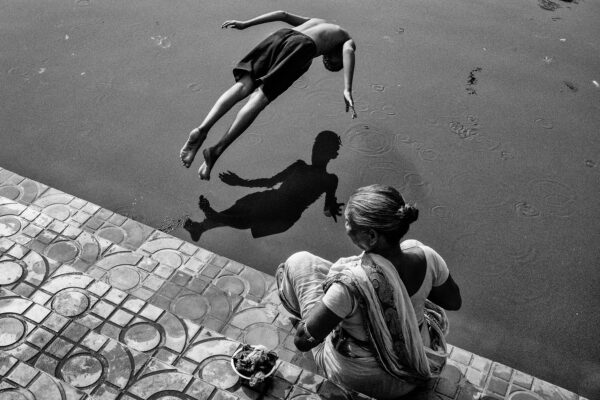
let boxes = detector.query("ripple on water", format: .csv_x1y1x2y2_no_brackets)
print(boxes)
508,263,553,306
459,135,502,153
187,82,203,92
524,178,577,217
151,35,171,49
514,201,541,218
447,171,512,209
396,135,440,162
430,205,454,220
453,228,538,277
236,132,265,148
303,90,347,118
343,123,394,157
359,162,432,200
248,103,282,131
499,145,517,161
449,120,479,139
419,148,440,162
400,172,433,200
534,118,553,129
359,161,405,187
291,74,309,89
304,76,371,115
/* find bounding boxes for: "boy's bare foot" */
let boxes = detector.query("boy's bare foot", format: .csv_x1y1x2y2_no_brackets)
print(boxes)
198,147,217,180
180,127,207,168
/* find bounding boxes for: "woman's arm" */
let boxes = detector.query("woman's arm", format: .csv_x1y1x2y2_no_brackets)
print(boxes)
222,10,311,30
428,273,462,310
294,302,342,352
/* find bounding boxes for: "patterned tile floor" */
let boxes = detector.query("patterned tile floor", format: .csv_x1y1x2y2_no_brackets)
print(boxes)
0,166,587,400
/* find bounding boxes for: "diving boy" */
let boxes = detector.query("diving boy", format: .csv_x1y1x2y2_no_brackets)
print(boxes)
180,10,356,180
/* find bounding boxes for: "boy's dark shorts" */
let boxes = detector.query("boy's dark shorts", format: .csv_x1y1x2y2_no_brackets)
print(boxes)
233,28,317,102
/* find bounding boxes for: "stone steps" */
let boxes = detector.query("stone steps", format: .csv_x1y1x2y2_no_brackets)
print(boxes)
0,166,589,400
0,185,362,399
0,351,90,400
0,194,318,371
0,256,360,400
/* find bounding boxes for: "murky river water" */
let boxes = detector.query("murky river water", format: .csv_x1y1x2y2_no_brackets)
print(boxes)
1,0,599,397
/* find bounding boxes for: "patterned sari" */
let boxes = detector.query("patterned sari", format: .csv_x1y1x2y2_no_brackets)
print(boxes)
323,252,449,383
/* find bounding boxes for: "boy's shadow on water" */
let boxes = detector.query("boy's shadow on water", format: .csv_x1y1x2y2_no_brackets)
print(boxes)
184,130,344,241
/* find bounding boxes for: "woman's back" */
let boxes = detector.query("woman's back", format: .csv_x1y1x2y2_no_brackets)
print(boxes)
324,240,449,340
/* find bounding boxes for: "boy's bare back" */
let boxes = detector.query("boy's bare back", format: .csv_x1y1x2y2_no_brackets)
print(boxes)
292,19,351,55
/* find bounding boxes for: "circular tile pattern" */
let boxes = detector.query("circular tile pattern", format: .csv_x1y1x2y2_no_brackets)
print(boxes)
123,322,162,352
154,394,195,400
0,216,22,237
0,261,24,285
0,316,26,347
52,290,90,317
60,353,104,388
45,241,79,262
201,358,239,389
96,226,126,244
0,185,21,200
293,395,321,400
43,204,71,221
215,276,246,296
0,389,30,400
153,250,183,268
244,324,280,350
172,295,210,320
508,392,544,400
107,265,141,290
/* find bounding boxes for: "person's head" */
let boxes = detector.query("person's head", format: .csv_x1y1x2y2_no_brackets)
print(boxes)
312,130,341,164
344,184,419,250
322,49,343,72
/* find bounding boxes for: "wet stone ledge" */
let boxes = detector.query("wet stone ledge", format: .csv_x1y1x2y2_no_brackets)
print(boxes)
0,286,360,400
0,166,589,400
0,197,304,369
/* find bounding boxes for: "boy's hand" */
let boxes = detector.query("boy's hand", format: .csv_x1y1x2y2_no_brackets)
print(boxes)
221,20,247,29
343,90,357,119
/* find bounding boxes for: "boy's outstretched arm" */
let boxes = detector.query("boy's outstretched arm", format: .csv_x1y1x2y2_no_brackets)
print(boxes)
222,10,311,30
342,39,357,118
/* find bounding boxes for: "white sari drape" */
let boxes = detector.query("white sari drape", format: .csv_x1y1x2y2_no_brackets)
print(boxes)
323,252,448,382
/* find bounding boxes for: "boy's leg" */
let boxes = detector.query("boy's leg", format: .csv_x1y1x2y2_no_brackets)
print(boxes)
180,74,256,168
198,87,270,180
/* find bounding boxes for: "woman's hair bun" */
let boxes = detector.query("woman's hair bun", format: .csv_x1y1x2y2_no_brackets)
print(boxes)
397,204,419,224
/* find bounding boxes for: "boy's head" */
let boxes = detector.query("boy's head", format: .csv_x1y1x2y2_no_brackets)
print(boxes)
322,50,343,72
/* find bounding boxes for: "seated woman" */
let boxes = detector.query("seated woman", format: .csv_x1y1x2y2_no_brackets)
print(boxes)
277,184,462,399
